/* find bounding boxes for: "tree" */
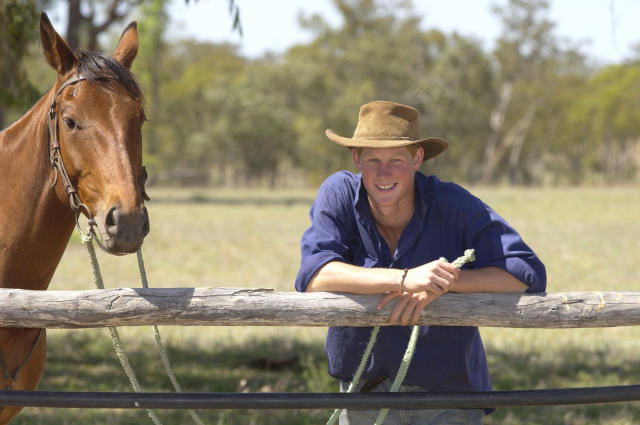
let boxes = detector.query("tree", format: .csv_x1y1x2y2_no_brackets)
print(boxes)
64,0,143,51
0,0,44,130
558,65,640,183
132,0,169,167
482,0,570,184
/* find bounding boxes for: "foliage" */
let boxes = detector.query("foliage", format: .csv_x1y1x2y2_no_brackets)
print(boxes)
3,0,640,185
0,0,45,129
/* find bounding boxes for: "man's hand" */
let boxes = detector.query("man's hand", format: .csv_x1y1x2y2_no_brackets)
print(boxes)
402,260,460,294
377,260,460,325
377,291,434,325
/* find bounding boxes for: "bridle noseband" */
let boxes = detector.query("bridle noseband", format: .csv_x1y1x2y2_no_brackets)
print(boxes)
46,74,113,251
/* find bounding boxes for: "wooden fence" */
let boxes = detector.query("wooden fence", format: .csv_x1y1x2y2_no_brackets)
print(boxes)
1,287,640,328
2,287,640,410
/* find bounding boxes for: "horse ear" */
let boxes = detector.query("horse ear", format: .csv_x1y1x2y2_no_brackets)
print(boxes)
113,22,138,69
39,12,76,76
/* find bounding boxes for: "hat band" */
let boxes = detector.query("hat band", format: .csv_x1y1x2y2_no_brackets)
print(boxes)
357,136,418,140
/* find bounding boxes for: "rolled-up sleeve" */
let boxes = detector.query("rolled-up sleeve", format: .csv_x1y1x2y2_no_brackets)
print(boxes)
464,202,547,293
295,173,356,292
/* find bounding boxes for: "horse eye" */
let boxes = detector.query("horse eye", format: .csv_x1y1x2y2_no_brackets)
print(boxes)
63,117,76,130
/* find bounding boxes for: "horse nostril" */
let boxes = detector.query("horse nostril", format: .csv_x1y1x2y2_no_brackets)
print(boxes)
141,207,150,237
105,206,119,236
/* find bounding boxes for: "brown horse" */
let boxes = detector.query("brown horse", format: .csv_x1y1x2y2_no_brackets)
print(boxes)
0,13,149,424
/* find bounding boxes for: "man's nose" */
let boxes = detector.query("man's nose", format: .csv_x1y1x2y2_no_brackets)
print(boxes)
378,162,392,176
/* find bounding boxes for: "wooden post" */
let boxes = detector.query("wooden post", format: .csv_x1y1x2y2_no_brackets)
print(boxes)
1,288,639,329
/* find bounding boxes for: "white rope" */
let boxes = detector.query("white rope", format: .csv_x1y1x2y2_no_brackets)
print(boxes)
326,326,380,425
137,249,207,425
82,233,163,425
329,249,476,425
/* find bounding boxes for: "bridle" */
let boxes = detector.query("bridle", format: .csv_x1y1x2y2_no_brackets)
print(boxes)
45,73,149,251
46,73,95,237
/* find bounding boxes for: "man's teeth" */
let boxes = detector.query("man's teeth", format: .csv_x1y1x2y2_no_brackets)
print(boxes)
377,184,394,190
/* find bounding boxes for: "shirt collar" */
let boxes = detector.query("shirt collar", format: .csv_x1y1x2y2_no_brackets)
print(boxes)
353,172,430,261
353,174,375,231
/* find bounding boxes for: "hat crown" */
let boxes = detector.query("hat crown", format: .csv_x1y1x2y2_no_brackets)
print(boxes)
324,99,448,161
353,101,419,140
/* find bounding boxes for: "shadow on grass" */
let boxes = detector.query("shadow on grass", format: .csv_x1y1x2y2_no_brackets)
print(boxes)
14,330,333,425
485,345,640,425
11,331,640,425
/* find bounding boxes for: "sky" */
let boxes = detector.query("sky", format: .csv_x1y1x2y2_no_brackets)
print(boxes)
165,0,640,64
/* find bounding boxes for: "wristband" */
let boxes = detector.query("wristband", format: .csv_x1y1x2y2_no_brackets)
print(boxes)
399,268,409,293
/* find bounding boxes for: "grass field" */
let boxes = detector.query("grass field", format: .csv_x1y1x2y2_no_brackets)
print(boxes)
12,186,640,425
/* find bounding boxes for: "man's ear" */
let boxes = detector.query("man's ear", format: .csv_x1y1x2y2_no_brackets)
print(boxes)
352,148,362,170
413,147,424,170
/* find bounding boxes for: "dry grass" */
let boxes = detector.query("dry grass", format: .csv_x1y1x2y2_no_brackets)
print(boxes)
13,185,640,424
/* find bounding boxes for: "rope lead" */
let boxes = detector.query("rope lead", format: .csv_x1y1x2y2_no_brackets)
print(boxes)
82,234,163,425
328,250,476,425
137,249,207,425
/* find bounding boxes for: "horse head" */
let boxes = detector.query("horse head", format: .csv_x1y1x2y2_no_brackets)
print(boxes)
40,13,149,255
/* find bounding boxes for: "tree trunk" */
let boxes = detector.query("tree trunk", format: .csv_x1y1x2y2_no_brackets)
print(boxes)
482,81,513,182
66,0,82,51
482,104,536,184
508,105,537,184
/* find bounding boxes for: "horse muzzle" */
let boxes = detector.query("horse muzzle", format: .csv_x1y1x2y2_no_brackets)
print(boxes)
94,205,150,254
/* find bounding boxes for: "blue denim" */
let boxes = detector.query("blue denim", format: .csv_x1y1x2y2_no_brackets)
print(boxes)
339,380,483,425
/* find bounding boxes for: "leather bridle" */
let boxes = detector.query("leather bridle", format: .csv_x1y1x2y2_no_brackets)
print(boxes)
46,74,94,232
46,74,149,248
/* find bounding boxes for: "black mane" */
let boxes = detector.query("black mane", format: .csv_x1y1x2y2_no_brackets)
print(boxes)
76,50,143,103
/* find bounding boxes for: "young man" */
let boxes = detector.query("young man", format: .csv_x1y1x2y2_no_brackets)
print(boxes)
294,101,546,424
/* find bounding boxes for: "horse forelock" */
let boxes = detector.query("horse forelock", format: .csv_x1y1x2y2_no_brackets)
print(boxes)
76,50,144,106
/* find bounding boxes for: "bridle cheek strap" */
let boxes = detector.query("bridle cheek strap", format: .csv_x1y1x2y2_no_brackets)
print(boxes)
46,74,94,232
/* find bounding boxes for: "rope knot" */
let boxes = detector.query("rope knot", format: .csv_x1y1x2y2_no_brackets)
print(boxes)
81,232,93,244
80,232,93,244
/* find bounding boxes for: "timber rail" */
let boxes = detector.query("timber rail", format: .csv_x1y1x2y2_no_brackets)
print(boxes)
1,287,639,328
2,287,640,410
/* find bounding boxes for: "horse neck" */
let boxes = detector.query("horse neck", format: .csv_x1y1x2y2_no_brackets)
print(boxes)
0,88,76,290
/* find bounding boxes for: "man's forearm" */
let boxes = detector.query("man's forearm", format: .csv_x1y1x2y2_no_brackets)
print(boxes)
453,267,528,293
305,261,403,294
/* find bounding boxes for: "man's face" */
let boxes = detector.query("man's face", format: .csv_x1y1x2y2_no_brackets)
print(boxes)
353,146,423,210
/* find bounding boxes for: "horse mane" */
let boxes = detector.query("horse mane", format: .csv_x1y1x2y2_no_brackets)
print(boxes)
76,50,144,104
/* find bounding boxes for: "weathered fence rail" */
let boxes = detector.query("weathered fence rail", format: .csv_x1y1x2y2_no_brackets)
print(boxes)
1,287,639,328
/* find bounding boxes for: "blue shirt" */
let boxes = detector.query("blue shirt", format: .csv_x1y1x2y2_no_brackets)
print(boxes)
295,171,546,391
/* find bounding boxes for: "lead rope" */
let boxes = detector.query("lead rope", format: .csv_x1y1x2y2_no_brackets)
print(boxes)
137,249,207,425
327,249,476,425
81,232,163,425
374,249,475,425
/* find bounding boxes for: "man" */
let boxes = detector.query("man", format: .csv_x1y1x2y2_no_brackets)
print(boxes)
294,101,546,424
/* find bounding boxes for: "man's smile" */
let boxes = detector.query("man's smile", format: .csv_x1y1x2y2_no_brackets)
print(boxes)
375,183,397,191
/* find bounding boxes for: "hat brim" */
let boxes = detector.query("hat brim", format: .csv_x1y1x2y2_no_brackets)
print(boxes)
325,129,448,161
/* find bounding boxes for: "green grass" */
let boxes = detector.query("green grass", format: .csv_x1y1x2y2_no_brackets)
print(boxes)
13,186,640,424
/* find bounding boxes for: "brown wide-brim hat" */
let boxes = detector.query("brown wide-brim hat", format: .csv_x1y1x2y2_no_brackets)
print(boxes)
325,100,448,161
